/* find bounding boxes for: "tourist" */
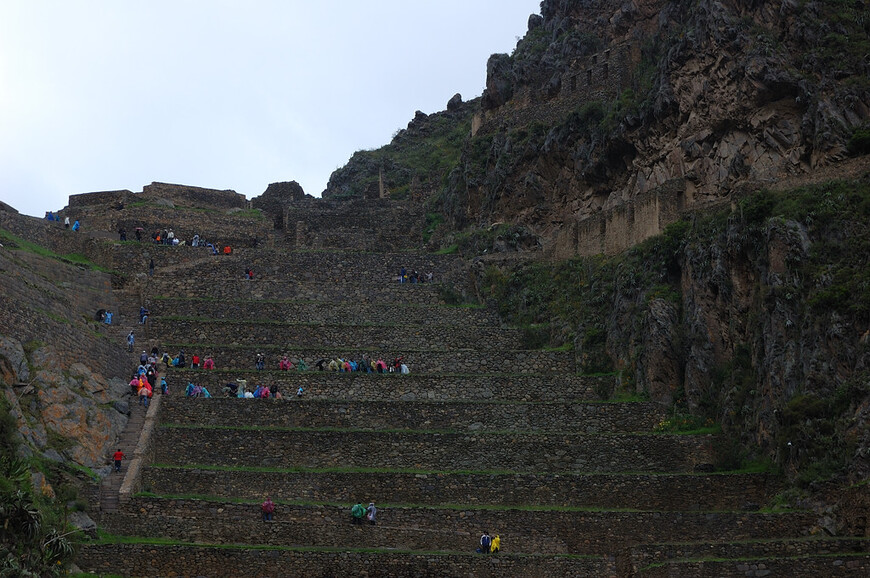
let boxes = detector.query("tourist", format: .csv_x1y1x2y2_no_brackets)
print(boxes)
296,386,304,397
126,331,134,352
160,376,168,395
139,306,149,324
351,502,365,525
140,350,148,365
366,502,377,525
491,534,501,554
279,355,292,370
64,216,70,229
261,497,275,521
255,353,265,371
118,228,126,241
129,374,140,397
203,355,215,370
191,353,200,369
477,531,491,554
72,220,80,231
113,449,125,473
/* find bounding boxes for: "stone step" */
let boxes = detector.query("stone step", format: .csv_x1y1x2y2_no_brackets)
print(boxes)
142,467,779,512
104,498,817,555
151,298,500,326
162,370,606,402
629,537,870,575
153,428,715,473
77,543,619,577
161,345,576,374
152,319,525,351
158,397,666,434
634,554,870,577
149,277,450,305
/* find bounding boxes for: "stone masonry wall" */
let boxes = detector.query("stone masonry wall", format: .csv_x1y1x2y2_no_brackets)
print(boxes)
152,428,714,473
142,467,778,511
629,538,870,575
77,544,618,578
149,278,450,305
151,319,523,351
102,498,814,554
153,298,499,326
158,397,663,433
141,182,247,210
284,197,427,252
161,370,602,402
159,347,575,374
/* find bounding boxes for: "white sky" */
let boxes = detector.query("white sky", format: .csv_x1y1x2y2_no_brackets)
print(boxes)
0,1,539,217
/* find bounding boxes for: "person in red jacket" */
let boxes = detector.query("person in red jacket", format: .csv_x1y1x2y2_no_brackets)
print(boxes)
191,354,201,369
113,449,125,473
203,355,215,370
261,497,275,521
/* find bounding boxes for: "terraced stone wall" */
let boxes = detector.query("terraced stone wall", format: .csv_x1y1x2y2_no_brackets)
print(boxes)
152,429,714,472
160,348,574,374
152,279,451,305
154,298,498,325
151,320,523,351
158,398,664,433
103,499,815,553
141,182,247,210
161,371,600,402
629,538,870,574
77,544,617,577
142,468,778,511
284,198,427,251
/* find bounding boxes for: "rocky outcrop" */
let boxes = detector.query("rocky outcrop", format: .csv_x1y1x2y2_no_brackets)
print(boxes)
440,0,870,256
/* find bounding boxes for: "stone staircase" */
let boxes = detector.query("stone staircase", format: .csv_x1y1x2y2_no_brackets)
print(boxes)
96,400,147,514
76,236,870,576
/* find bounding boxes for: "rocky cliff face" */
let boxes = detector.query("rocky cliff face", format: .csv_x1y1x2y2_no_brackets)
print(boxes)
448,0,869,253
0,224,130,478
478,175,870,485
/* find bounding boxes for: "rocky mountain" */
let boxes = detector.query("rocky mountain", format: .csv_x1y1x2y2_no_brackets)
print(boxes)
327,0,870,257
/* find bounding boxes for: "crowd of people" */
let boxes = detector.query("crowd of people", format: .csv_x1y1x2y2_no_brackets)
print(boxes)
398,267,433,284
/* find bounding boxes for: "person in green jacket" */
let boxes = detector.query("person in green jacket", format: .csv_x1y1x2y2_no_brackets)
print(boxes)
351,503,365,525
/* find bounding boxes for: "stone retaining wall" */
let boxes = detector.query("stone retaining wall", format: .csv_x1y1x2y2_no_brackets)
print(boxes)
151,319,523,351
629,537,870,574
152,298,499,326
160,370,603,402
152,429,714,473
152,249,470,287
158,397,664,433
150,278,450,305
159,347,576,374
286,200,427,252
103,498,815,555
77,543,618,577
636,555,870,577
142,467,778,511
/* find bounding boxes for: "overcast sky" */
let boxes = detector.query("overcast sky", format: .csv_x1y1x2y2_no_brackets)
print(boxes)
0,1,539,217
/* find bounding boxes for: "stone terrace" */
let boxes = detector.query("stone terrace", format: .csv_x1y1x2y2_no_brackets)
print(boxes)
74,201,870,576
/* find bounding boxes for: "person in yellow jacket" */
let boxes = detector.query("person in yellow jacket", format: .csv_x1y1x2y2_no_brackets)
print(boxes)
490,534,500,554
